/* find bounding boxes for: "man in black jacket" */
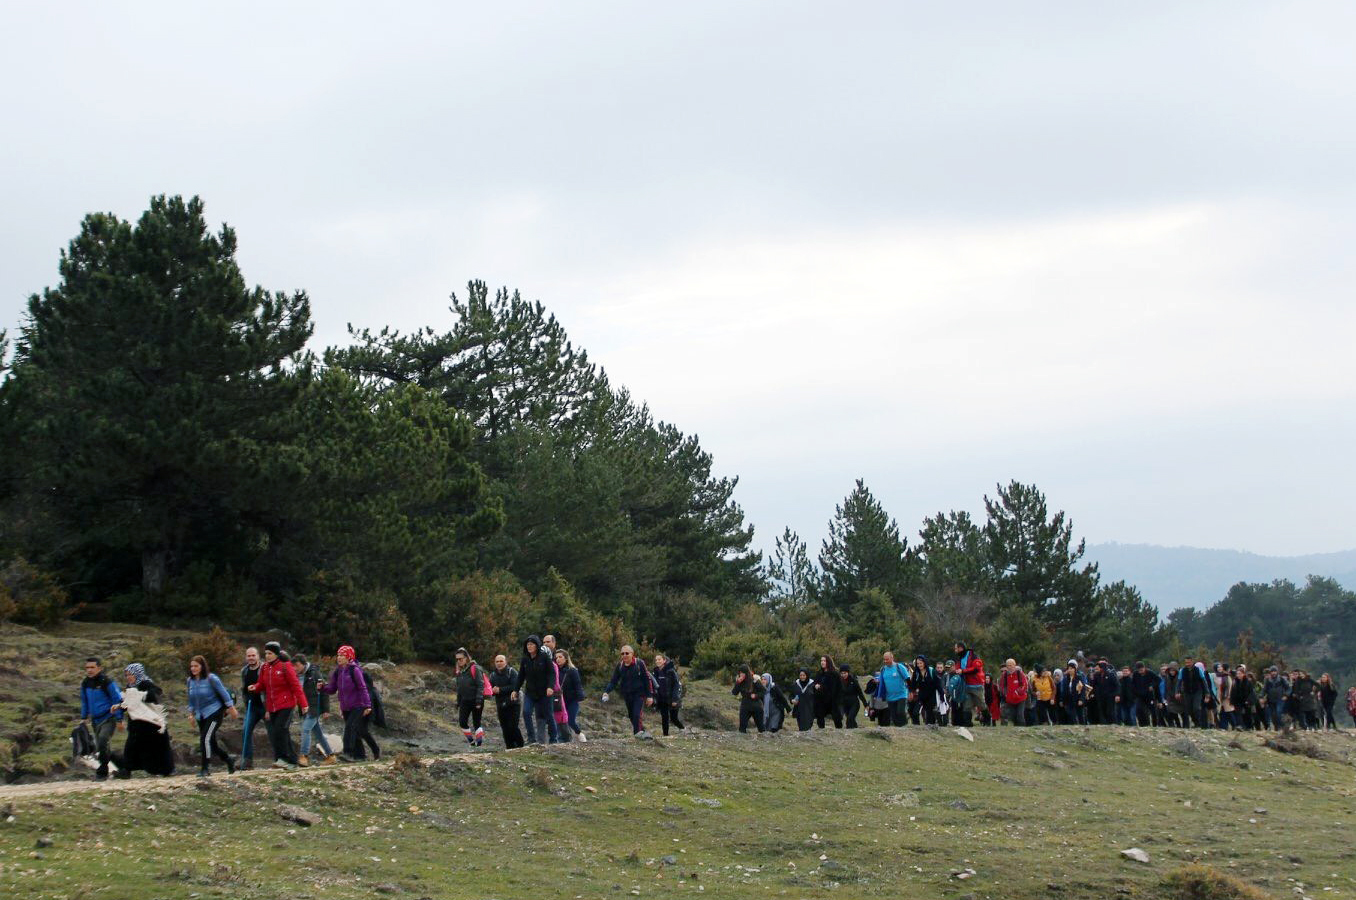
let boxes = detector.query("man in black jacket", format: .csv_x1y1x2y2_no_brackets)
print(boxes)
1090,660,1119,725
515,636,558,744
489,654,525,748
1130,662,1159,727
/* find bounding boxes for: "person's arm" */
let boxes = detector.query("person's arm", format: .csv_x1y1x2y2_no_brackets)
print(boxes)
604,665,622,694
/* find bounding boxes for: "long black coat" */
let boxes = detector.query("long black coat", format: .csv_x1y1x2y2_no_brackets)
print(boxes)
789,678,816,731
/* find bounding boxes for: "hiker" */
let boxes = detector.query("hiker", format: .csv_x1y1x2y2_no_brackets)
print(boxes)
555,649,587,742
1058,662,1089,725
109,663,174,778
1263,667,1289,730
731,665,765,733
811,655,843,729
1176,656,1208,728
1089,660,1119,726
1031,665,1056,725
1115,666,1136,726
1130,662,1158,727
944,660,967,726
1317,673,1339,730
293,654,335,766
1290,671,1319,730
185,655,238,776
761,672,791,732
954,642,985,727
1232,666,1260,731
601,645,654,736
876,651,911,727
1215,664,1237,730
981,673,999,726
789,668,815,731
79,657,124,780
453,648,488,747
488,654,525,749
1160,663,1183,727
516,635,558,745
1346,685,1356,728
907,656,939,725
651,653,683,736
837,664,869,728
999,659,1028,727
320,645,378,760
237,646,266,770
252,641,307,768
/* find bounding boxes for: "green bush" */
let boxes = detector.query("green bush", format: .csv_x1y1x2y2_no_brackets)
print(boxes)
1163,865,1273,900
0,557,76,626
285,572,414,662
418,569,537,664
693,604,849,682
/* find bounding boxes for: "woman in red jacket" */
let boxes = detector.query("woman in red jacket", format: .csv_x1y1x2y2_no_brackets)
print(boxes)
251,641,308,768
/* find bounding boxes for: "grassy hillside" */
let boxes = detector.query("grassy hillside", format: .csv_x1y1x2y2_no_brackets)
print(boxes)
2,723,1354,900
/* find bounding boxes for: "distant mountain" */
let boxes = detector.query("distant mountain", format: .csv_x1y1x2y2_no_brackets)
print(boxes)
1085,543,1356,614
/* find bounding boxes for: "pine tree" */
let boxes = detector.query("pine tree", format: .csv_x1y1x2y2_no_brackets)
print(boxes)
9,196,312,597
764,526,818,611
817,479,913,617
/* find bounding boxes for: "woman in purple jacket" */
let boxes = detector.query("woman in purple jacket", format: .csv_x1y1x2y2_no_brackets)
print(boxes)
320,645,379,761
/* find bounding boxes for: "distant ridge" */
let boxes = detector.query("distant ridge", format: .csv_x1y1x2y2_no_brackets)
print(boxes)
1085,543,1356,614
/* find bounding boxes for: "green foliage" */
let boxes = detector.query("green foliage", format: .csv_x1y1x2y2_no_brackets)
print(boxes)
762,526,818,613
817,479,914,617
8,195,312,599
693,604,847,681
915,510,991,596
982,605,1054,668
983,480,1100,630
286,572,414,662
178,626,241,677
0,557,75,626
1081,580,1175,662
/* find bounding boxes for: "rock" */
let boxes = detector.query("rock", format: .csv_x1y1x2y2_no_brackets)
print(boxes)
660,855,678,866
993,775,1020,785
662,805,683,815
955,727,975,742
821,860,844,871
1254,808,1267,814
278,805,322,827
1170,738,1206,760
35,837,53,848
947,800,971,811
1120,848,1150,864
863,729,893,741
691,798,722,808
585,786,597,793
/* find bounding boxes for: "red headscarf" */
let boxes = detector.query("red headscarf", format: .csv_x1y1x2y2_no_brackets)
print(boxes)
337,645,356,662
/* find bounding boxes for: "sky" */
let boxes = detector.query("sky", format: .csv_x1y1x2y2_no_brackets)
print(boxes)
3,2,1355,564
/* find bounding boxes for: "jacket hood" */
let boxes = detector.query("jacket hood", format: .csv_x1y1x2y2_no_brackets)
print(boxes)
523,635,542,654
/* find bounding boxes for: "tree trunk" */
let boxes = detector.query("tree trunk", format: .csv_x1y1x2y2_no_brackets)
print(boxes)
142,548,169,597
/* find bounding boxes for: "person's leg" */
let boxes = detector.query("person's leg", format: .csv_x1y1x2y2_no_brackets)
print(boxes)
753,706,765,733
627,693,645,734
539,697,559,743
738,707,751,733
197,715,212,771
240,704,258,764
342,708,360,758
94,718,116,778
671,706,684,730
844,704,858,729
472,703,485,744
205,710,232,771
521,696,540,744
359,712,380,758
459,700,475,743
831,705,843,728
658,704,671,736
891,699,908,727
275,708,297,764
313,716,334,757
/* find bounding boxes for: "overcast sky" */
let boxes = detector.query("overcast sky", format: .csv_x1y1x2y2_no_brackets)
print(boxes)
4,3,1354,565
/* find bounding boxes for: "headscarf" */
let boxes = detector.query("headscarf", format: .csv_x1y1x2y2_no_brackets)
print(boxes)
761,673,775,720
337,644,356,663
124,662,147,683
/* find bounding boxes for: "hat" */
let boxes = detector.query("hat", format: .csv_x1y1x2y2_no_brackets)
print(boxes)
337,644,356,661
839,664,851,673
1067,659,1078,667
263,641,283,656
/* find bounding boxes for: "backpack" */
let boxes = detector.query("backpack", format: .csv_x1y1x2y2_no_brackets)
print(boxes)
476,665,493,698
670,665,684,705
71,723,96,761
351,664,386,728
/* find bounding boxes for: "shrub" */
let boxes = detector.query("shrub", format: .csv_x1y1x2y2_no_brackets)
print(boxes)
179,626,242,676
0,557,76,626
418,569,536,664
286,572,414,662
693,604,849,682
534,568,632,680
1163,865,1273,900
123,636,186,685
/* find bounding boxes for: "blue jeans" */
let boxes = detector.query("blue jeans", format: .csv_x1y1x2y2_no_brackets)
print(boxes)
522,694,557,744
299,712,333,757
241,704,264,760
1117,703,1136,726
1267,701,1286,729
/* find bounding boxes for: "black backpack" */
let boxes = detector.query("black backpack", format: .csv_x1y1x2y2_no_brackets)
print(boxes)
351,664,386,729
71,723,95,760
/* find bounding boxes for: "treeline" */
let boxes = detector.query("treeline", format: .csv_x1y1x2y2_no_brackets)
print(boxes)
0,196,1194,679
0,196,757,672
1168,577,1356,684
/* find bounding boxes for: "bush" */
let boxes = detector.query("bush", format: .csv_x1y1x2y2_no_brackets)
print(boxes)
179,626,242,676
534,568,632,680
285,572,414,662
0,557,76,626
693,604,849,682
123,636,186,685
1163,865,1273,900
418,569,536,664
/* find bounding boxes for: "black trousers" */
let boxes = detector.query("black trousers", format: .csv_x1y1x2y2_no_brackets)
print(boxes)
196,709,229,770
814,699,843,729
658,704,683,735
93,718,117,775
458,700,484,732
738,704,764,733
266,707,297,764
839,700,860,728
343,707,380,759
496,703,525,748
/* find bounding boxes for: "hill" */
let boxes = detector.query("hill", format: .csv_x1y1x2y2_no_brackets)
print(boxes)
1085,543,1356,612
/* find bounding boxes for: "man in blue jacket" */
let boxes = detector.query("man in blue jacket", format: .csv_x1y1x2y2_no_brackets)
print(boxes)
874,651,910,727
79,657,124,780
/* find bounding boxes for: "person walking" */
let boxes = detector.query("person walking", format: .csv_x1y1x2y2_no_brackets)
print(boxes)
998,659,1028,727
185,655,238,776
1130,662,1157,727
516,636,558,745
761,672,791,733
1345,685,1356,729
1089,660,1118,726
1176,657,1208,728
453,648,488,747
79,657,124,780
875,651,911,727
731,665,766,733
1317,673,1339,730
253,642,307,768
1031,665,1056,725
109,663,174,778
812,655,843,729
651,653,683,736
601,645,654,736
789,668,816,731
293,654,335,766
237,647,266,770
954,642,986,727
1058,662,1089,725
555,649,587,742
488,654,525,748
837,664,869,728
1262,666,1289,730
320,645,378,760
907,656,940,725
1290,671,1319,730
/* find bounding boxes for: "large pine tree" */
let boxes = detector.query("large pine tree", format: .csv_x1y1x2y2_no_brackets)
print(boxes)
817,479,913,616
9,196,312,597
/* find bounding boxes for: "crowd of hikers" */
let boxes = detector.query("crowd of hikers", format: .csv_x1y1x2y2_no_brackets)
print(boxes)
75,634,1353,781
728,642,1353,735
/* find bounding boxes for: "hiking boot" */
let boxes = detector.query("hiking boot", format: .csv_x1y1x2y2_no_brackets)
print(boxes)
297,754,310,767
271,760,289,769
114,768,131,780
240,758,254,771
94,770,108,781
323,754,339,765
225,756,236,775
